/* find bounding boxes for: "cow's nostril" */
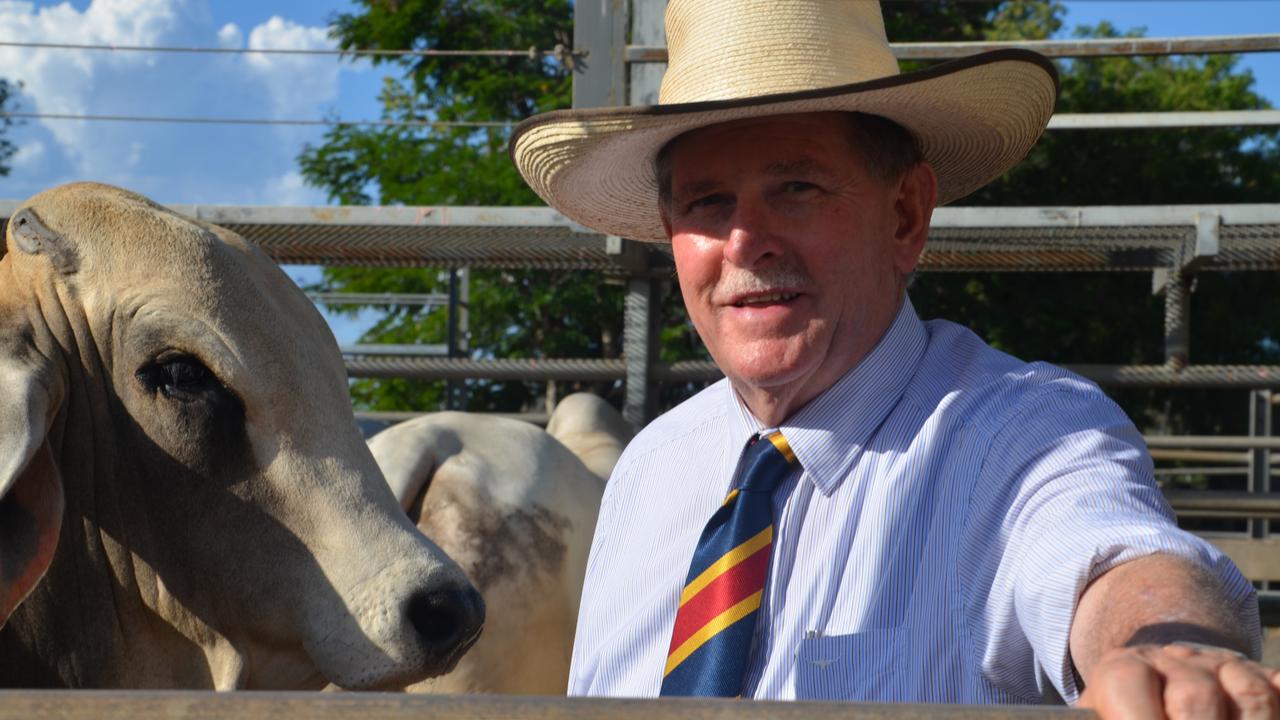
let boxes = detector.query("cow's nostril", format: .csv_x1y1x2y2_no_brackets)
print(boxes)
407,586,485,658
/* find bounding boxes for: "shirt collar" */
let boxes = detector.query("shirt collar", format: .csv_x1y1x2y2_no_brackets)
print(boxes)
726,295,929,495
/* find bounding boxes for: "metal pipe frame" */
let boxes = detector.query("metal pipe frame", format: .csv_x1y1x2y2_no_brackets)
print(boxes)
309,292,451,307
343,357,1280,389
1165,491,1280,519
1162,269,1191,369
1250,390,1274,538
4,202,1279,233
1048,110,1280,129
340,344,448,357
356,410,550,425
625,33,1280,62
1146,436,1280,450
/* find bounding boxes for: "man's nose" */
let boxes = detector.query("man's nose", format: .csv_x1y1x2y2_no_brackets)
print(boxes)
724,196,782,268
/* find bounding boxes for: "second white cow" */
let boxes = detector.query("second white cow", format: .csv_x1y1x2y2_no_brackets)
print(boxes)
368,407,614,694
545,392,634,482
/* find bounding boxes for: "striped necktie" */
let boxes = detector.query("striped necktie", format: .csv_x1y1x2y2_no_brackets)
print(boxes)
660,431,798,697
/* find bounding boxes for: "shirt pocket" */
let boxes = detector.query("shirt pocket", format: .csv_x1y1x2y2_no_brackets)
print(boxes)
794,627,907,702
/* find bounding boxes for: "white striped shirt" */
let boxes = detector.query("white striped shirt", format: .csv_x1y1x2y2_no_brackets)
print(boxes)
568,296,1260,704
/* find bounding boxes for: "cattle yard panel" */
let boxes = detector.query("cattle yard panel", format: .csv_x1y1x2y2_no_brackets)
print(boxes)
2,203,1280,385
0,690,1094,719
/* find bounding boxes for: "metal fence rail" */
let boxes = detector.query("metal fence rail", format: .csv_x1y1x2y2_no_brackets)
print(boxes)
344,357,1280,388
1165,491,1280,518
0,690,1093,719
4,203,1279,273
626,33,1280,62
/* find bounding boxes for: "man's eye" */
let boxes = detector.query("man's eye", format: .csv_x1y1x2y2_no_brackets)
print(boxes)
783,181,819,193
687,194,730,211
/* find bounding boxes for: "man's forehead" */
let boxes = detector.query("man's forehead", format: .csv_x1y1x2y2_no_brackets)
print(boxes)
669,113,853,166
675,112,849,142
671,157,828,195
669,142,850,198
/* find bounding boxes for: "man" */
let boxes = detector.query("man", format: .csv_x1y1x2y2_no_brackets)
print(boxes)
510,1,1277,716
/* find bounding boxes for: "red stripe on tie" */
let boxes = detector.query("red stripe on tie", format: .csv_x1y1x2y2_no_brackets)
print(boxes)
667,542,771,653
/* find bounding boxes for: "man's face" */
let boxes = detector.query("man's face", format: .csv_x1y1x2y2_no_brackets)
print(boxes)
661,112,930,420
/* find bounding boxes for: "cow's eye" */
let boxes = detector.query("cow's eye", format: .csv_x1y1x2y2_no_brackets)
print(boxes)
136,354,222,400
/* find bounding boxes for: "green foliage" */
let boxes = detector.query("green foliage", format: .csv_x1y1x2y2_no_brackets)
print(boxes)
298,0,617,412
0,79,19,177
914,19,1280,435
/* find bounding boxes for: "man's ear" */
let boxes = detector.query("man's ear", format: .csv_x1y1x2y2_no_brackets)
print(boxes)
0,346,65,628
892,161,938,277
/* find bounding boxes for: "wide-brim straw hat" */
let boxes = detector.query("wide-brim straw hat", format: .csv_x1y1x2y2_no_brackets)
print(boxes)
510,0,1059,242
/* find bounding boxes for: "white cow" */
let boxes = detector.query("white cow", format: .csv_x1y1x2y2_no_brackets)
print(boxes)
368,410,610,694
0,182,483,689
545,392,635,482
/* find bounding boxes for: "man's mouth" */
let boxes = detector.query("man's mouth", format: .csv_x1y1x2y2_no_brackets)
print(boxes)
733,292,799,308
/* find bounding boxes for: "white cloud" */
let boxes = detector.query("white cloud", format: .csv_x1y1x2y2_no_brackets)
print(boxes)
244,16,340,118
11,138,44,169
0,0,202,173
125,140,144,167
265,169,326,205
0,1,370,205
217,22,242,48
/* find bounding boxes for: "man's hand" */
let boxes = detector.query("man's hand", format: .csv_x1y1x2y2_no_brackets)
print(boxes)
1078,642,1280,719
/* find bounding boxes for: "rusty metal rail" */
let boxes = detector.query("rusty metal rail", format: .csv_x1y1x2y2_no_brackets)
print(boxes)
0,691,1092,719
343,358,1280,388
4,202,1280,273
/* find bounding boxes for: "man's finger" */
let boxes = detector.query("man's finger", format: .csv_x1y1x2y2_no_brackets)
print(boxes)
1267,666,1280,692
1147,650,1230,720
1217,660,1280,720
1078,654,1166,720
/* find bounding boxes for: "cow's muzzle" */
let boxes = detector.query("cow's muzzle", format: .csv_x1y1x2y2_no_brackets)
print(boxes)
407,584,486,673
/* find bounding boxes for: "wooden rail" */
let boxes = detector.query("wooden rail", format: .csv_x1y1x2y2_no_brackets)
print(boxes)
0,691,1092,719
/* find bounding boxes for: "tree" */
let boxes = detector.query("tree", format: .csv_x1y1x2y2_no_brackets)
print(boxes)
0,79,20,177
300,0,624,413
301,2,1279,436
915,18,1280,437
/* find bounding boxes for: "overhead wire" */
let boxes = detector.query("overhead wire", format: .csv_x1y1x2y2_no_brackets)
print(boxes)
0,111,514,128
0,39,582,62
0,38,563,129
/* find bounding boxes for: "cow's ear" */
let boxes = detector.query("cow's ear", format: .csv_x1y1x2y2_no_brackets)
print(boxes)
0,352,64,628
9,207,76,274
368,424,440,514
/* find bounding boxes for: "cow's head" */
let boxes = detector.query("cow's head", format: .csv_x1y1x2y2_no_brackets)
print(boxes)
0,182,482,689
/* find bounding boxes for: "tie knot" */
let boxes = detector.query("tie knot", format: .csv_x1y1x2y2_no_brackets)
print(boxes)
738,431,798,494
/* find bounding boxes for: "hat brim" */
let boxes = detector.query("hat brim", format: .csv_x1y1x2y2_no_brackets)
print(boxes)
511,49,1058,242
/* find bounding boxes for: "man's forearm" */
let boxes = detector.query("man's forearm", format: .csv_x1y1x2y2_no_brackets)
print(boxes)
1069,552,1252,684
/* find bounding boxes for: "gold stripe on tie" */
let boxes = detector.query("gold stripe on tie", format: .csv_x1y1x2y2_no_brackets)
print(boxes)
767,432,797,465
678,526,773,606
664,590,763,677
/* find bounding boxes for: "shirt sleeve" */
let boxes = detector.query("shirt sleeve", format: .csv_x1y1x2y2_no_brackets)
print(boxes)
959,380,1260,705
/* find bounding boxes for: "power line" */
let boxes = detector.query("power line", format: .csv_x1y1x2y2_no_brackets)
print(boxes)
0,111,512,128
5,110,1278,131
0,39,581,62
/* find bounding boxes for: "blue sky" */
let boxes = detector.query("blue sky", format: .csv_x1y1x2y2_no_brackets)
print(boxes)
0,0,1275,343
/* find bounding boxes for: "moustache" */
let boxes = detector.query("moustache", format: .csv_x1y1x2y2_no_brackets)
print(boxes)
712,262,811,303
